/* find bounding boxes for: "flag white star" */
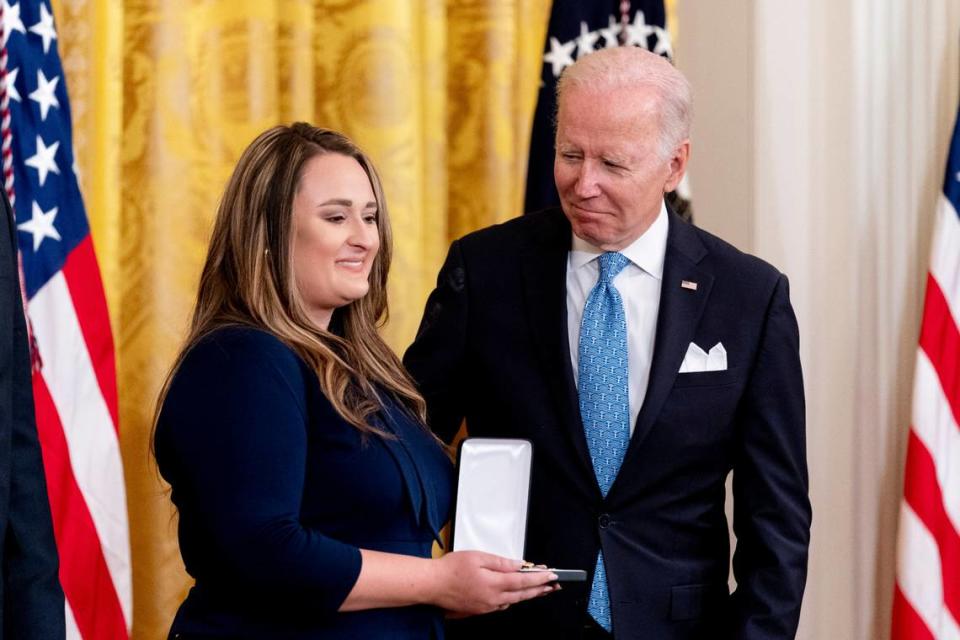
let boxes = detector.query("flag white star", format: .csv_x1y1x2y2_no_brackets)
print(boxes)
28,3,57,54
17,201,60,251
576,21,599,58
623,11,655,48
4,66,20,102
543,36,576,78
600,16,622,49
24,135,59,186
651,26,673,57
1,0,25,47
28,69,59,121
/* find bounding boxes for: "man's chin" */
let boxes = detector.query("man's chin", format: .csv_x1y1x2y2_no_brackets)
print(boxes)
571,224,628,251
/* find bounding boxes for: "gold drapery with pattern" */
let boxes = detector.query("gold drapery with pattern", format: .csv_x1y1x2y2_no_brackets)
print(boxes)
52,0,677,636
53,1,549,636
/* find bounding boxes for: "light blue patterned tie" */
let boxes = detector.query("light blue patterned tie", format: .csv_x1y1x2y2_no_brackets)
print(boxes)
578,251,631,633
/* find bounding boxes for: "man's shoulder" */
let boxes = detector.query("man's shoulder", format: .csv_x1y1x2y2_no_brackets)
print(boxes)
456,208,567,252
677,216,785,284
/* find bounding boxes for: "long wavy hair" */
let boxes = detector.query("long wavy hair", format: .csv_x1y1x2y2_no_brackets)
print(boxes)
154,123,426,435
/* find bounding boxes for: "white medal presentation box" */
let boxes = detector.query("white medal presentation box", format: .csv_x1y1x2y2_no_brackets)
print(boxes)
451,437,586,582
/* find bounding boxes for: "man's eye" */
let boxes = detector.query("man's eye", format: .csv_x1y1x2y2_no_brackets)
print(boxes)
603,160,624,170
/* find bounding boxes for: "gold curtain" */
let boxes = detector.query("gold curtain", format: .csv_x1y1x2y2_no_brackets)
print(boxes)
53,0,549,636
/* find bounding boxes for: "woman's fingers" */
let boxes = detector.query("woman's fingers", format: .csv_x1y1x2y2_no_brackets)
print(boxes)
471,551,523,572
497,568,557,591
503,583,560,605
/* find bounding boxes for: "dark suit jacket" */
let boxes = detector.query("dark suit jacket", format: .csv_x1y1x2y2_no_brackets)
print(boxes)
155,327,454,639
0,194,65,638
404,208,811,640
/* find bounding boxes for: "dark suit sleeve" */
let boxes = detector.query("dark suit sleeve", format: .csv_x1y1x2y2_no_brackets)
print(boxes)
156,333,362,614
2,196,65,639
730,274,811,639
404,240,470,443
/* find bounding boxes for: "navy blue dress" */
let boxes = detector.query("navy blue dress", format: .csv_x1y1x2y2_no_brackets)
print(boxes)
155,327,453,639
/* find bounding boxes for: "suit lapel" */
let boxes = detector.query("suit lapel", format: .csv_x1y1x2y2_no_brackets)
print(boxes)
520,211,597,482
378,402,446,545
617,214,714,476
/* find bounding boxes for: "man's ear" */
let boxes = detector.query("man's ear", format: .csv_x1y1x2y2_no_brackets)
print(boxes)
664,140,690,193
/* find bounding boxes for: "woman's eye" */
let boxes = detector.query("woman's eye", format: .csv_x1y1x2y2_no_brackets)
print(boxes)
363,214,378,224
324,214,346,223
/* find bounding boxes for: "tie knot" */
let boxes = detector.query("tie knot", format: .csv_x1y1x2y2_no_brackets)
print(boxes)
597,252,630,283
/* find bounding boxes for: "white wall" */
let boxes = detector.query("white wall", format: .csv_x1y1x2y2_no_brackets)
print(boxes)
676,1,960,638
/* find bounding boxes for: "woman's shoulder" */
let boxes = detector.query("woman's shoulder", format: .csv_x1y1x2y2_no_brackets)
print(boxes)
158,327,315,444
169,326,311,403
184,325,302,370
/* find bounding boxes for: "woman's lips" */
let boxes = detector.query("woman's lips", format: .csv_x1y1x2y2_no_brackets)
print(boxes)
335,257,367,271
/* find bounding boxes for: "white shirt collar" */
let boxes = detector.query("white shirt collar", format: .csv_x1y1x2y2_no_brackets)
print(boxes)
569,200,669,280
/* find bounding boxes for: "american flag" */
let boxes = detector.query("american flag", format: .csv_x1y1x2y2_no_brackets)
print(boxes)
891,105,960,639
1,1,131,637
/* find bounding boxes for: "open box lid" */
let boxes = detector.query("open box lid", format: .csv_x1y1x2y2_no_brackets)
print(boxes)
451,438,532,560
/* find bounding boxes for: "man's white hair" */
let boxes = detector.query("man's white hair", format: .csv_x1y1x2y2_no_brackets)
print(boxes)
556,47,692,160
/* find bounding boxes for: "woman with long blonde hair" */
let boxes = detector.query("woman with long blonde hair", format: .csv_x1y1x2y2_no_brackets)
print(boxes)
153,123,557,639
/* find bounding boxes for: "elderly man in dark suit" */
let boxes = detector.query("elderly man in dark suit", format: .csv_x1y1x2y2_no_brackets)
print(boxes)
0,191,64,638
405,46,811,640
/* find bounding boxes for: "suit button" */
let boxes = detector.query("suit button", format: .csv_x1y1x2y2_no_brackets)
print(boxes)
598,513,611,528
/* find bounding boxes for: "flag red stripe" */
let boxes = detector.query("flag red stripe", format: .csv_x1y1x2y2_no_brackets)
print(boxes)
903,429,960,622
31,373,128,639
891,584,935,640
61,236,119,430
919,274,960,425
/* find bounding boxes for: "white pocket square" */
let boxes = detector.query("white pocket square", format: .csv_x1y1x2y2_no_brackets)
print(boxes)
678,342,727,373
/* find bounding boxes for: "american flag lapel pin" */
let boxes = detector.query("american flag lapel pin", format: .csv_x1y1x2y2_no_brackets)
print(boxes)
681,280,698,291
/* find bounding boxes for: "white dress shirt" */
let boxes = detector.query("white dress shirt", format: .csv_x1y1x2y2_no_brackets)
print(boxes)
567,203,668,435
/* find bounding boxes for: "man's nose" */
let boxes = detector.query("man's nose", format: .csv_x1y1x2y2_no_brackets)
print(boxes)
573,161,602,198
